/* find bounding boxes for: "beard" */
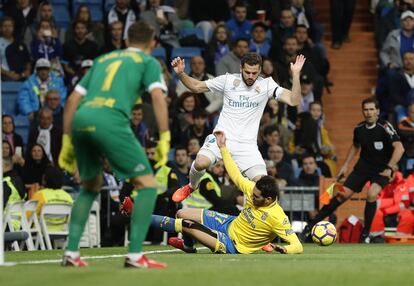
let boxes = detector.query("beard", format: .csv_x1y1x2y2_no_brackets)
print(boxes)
242,74,256,86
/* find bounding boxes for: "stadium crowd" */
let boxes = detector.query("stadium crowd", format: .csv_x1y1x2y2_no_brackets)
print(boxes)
1,0,414,248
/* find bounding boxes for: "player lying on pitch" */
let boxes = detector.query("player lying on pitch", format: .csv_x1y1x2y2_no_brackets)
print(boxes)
122,131,303,254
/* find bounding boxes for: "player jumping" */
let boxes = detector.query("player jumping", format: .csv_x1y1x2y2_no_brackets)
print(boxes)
170,53,306,203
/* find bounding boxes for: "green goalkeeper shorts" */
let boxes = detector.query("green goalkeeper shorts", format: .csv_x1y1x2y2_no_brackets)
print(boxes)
72,107,152,181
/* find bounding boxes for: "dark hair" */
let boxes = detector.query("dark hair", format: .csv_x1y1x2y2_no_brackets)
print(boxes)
284,36,298,43
309,100,323,110
132,104,143,112
256,175,279,200
192,108,207,119
300,152,316,165
296,24,308,31
2,114,15,131
1,16,15,26
233,38,249,48
361,96,379,109
175,146,188,155
177,92,199,111
75,4,91,24
128,21,155,45
263,125,279,136
145,139,157,149
73,20,88,31
233,0,247,10
43,166,64,189
2,140,13,158
241,52,262,68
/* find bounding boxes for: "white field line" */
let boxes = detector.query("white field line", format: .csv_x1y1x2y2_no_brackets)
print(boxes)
14,247,208,265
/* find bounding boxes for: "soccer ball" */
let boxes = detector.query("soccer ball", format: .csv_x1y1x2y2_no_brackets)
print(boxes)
311,221,337,246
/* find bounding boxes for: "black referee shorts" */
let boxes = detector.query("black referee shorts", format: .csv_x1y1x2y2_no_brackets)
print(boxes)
344,169,389,193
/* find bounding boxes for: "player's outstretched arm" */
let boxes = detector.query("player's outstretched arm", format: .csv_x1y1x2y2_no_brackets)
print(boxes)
214,131,255,194
171,57,210,93
151,88,171,168
279,54,306,106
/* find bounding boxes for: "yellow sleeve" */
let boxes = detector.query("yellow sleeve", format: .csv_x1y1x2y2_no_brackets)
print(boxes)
220,147,255,194
274,219,303,254
32,191,46,215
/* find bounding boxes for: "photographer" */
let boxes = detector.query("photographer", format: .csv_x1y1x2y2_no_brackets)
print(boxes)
31,19,63,76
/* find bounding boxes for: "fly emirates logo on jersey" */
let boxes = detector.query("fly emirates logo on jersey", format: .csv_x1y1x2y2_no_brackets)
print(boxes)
228,94,260,108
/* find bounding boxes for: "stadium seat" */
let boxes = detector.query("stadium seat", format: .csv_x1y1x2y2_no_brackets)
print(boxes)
21,200,46,251
13,115,31,145
171,47,202,74
2,81,22,116
50,0,68,3
152,47,167,62
53,5,71,29
39,203,72,250
179,28,204,41
3,201,25,251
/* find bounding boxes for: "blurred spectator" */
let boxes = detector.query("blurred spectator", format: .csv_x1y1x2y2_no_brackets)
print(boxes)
380,11,414,69
66,4,105,49
21,143,51,187
187,137,201,161
297,74,314,112
5,0,36,41
2,141,25,173
274,36,323,100
27,108,62,165
270,9,297,58
225,1,252,41
330,0,356,49
32,167,73,231
295,24,330,86
182,109,212,147
3,157,26,215
44,90,64,128
70,59,93,91
309,101,337,176
169,146,190,187
205,24,231,72
156,57,177,109
296,153,319,186
216,38,249,75
291,0,322,43
26,1,58,47
0,17,31,81
259,125,281,159
140,0,181,51
265,159,287,189
176,56,223,114
130,104,149,147
107,0,139,40
188,0,231,43
249,21,271,57
375,0,414,49
103,21,126,53
398,103,414,175
2,115,24,155
31,19,63,76
267,144,296,186
62,21,99,78
171,92,199,147
17,58,67,121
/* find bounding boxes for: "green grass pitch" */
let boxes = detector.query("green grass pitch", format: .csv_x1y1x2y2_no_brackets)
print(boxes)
1,244,414,286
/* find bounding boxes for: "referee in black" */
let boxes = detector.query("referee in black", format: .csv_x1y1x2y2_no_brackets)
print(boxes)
301,97,405,243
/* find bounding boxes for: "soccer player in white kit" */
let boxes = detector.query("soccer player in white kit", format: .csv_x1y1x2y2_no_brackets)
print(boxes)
171,52,305,202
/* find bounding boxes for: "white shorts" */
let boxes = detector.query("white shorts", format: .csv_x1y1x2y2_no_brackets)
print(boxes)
198,134,267,180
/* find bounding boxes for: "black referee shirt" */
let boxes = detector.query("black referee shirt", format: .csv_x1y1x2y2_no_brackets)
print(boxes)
352,119,400,173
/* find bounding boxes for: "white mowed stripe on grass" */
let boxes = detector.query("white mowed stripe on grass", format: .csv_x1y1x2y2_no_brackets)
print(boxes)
15,247,208,265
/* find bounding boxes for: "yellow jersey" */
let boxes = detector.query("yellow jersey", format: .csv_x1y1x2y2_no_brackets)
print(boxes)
221,147,303,254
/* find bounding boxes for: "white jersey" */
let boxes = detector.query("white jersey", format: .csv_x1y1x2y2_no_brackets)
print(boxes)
205,73,284,143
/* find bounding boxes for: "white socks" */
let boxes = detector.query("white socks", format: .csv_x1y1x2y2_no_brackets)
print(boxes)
189,161,206,189
127,252,143,261
65,250,80,259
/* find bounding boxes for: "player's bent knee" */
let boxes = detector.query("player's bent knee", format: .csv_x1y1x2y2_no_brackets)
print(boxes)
194,154,213,170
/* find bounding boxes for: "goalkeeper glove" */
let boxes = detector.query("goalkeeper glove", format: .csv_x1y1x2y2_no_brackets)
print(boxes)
120,196,134,217
58,134,76,174
154,130,171,169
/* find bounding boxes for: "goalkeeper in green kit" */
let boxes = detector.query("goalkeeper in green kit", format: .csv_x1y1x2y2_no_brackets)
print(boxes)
58,21,170,269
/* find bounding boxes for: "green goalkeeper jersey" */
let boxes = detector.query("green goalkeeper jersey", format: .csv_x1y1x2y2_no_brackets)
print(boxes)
75,47,166,118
